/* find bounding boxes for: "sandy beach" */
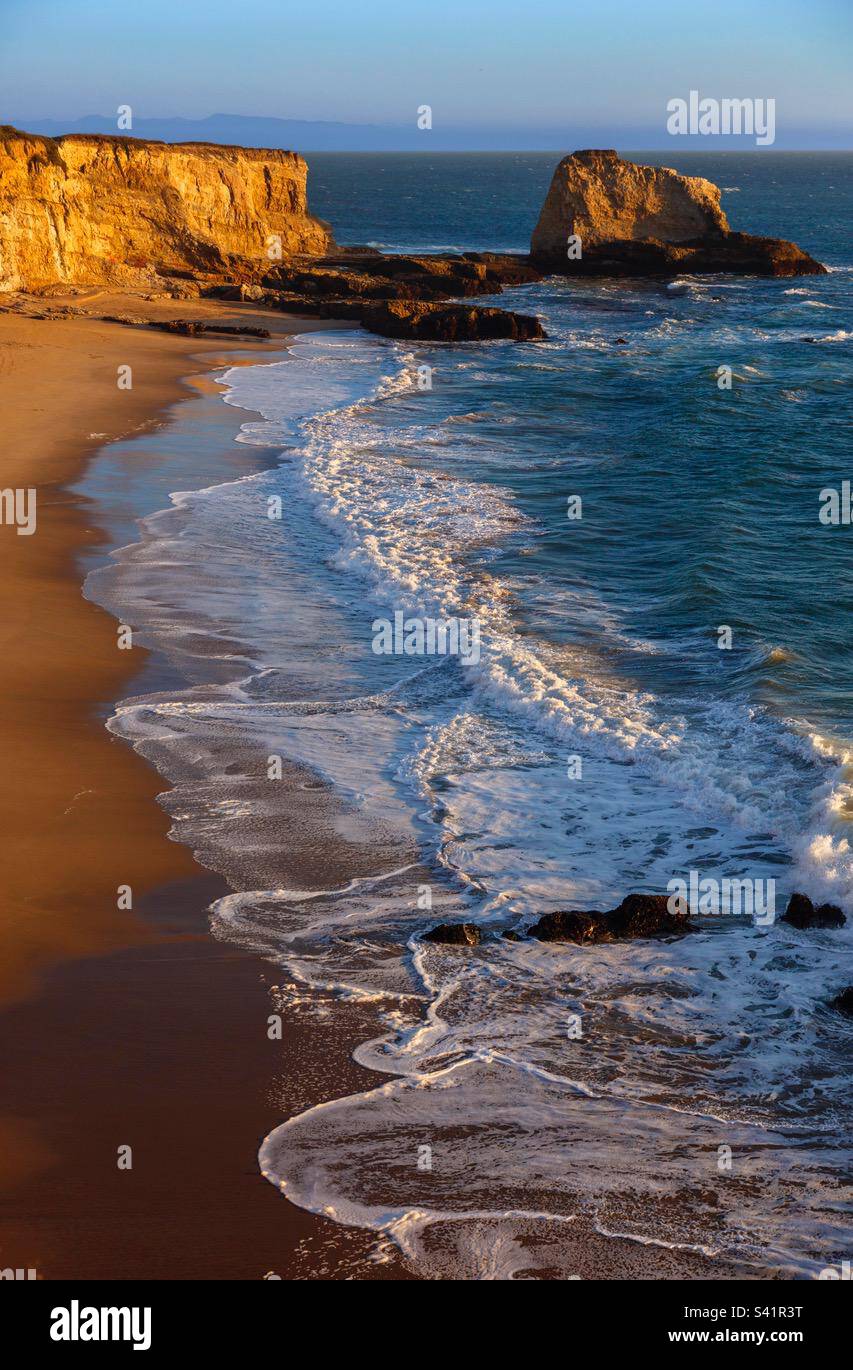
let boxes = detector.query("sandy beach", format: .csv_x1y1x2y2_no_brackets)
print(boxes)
0,290,813,1282
0,293,414,1278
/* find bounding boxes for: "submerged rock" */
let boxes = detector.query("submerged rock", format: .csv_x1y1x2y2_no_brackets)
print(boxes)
529,893,694,944
781,892,846,929
530,149,825,277
830,987,853,1017
421,923,482,946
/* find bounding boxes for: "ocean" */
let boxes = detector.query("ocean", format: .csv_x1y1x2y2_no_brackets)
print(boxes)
84,153,852,1279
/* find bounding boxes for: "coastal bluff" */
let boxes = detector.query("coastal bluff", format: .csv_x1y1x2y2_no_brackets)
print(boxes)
0,131,824,343
0,125,543,340
0,125,332,291
531,148,825,276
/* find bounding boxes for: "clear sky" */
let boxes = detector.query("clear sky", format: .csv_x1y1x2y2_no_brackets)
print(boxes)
3,0,851,144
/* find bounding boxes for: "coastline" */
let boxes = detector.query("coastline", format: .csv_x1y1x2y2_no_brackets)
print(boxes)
0,290,340,1005
0,295,412,1279
0,293,787,1281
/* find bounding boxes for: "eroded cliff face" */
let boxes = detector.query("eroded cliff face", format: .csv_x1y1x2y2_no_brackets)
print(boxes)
0,126,333,291
531,149,729,257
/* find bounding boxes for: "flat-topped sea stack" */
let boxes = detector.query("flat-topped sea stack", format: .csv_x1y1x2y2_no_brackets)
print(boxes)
530,149,825,277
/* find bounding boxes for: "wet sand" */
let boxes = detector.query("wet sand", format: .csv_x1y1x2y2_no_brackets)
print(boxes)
0,289,335,1004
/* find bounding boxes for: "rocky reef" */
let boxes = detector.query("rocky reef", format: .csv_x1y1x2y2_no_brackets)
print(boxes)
209,251,545,340
530,148,825,277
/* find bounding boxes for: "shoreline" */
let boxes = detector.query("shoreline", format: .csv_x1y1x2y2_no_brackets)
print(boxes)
0,289,343,1005
0,292,781,1280
0,294,413,1279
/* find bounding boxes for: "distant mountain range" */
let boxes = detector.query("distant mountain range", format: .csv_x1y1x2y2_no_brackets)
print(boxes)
8,113,850,152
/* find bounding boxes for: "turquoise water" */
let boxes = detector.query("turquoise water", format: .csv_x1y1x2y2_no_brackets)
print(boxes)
87,154,852,1278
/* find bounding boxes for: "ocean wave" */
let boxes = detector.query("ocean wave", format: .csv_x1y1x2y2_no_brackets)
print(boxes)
84,306,853,1278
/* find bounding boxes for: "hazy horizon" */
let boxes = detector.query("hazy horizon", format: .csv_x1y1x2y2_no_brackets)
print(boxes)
8,112,853,154
3,0,852,150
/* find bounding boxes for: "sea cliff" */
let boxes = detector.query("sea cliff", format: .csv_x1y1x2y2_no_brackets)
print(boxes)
0,126,332,291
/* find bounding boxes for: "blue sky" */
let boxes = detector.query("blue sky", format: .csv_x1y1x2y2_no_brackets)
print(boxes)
3,0,851,145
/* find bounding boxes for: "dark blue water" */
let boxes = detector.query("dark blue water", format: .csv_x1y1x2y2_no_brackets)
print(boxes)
306,151,849,264
308,154,852,739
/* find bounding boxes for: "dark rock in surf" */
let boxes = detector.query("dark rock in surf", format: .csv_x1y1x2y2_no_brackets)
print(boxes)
529,892,694,944
421,923,482,946
360,300,546,342
781,892,846,929
608,893,693,937
529,910,608,944
537,233,825,279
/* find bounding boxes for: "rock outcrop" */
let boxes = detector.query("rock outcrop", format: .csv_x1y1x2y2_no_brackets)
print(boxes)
529,893,695,944
5,129,822,343
780,892,846,929
421,923,482,946
0,125,332,292
360,300,545,342
533,149,729,250
530,149,825,277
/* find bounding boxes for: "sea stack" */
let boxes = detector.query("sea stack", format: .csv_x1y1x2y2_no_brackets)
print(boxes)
530,148,825,277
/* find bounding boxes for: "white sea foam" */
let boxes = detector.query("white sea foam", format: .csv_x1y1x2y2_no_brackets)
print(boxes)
86,325,853,1278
